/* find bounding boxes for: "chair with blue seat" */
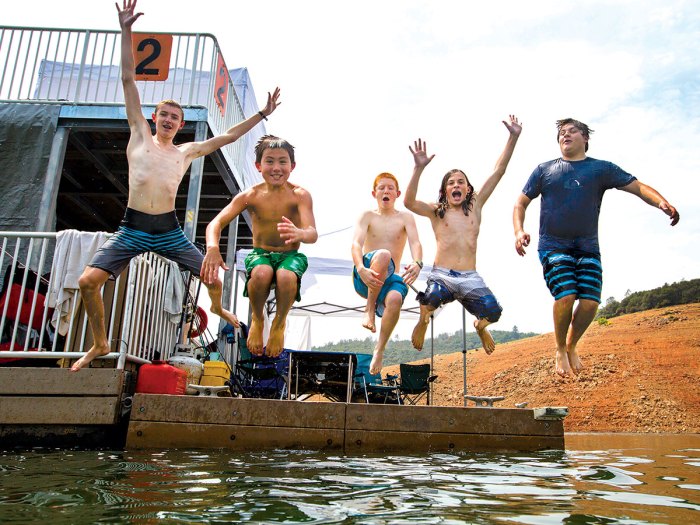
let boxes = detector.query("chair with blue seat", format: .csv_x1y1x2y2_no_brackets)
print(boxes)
227,323,288,399
397,363,437,405
353,353,400,404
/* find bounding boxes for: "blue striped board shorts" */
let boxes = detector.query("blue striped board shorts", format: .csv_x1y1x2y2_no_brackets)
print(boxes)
88,208,204,278
425,266,502,322
352,250,408,317
538,250,602,303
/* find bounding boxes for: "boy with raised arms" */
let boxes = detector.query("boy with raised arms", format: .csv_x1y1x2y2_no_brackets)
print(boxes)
405,116,522,354
72,0,280,371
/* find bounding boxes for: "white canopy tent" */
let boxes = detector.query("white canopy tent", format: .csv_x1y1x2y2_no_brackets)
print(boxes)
231,248,440,349
230,249,476,406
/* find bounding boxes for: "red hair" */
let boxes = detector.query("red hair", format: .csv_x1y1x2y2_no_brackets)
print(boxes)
373,172,400,191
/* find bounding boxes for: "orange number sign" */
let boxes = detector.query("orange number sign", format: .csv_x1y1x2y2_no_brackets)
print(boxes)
132,33,173,81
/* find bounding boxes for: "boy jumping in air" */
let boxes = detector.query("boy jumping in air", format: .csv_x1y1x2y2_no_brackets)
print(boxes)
201,135,317,357
404,116,522,354
73,0,280,371
351,173,423,374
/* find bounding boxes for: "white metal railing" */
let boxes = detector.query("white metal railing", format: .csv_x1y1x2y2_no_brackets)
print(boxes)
0,25,251,186
0,231,196,368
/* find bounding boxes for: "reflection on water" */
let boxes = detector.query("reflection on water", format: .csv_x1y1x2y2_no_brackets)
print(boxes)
0,434,698,524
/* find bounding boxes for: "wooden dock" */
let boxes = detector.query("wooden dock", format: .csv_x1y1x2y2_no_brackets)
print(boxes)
0,367,133,448
0,368,566,452
127,393,565,452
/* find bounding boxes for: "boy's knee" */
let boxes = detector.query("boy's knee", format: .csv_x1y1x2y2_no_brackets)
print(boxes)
417,281,453,310
78,270,103,292
479,295,502,323
273,270,299,295
276,269,297,286
78,274,91,291
384,291,403,310
249,266,274,285
370,249,392,267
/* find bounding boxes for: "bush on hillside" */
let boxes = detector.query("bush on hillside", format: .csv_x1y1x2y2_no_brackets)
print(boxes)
596,278,699,320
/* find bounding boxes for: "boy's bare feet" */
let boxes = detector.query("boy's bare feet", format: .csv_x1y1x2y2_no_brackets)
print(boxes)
567,346,584,375
211,305,240,329
247,318,264,356
362,309,376,333
555,348,573,377
411,317,429,350
474,318,496,354
369,347,384,375
266,320,286,357
70,344,110,371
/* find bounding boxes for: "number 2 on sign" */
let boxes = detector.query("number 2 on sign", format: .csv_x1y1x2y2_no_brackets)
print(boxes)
132,33,172,81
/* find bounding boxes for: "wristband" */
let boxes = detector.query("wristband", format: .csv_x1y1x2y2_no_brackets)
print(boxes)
258,111,268,121
414,260,424,269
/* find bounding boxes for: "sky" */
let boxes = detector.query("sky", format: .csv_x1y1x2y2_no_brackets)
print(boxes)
5,0,698,347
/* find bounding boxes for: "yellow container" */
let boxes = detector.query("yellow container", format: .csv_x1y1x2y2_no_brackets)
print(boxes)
199,360,230,387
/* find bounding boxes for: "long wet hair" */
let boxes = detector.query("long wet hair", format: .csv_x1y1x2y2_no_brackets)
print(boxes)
435,169,475,218
255,134,296,164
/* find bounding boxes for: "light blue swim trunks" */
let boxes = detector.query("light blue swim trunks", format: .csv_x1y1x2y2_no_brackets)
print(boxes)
352,250,409,317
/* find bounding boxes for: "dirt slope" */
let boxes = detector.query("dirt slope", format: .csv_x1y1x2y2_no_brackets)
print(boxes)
385,304,700,433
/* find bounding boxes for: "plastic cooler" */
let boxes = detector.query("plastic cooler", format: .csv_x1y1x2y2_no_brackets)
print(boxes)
135,361,187,395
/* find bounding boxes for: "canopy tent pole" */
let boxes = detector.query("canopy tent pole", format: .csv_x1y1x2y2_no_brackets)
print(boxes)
429,312,434,405
221,216,239,314
462,308,468,407
218,216,239,354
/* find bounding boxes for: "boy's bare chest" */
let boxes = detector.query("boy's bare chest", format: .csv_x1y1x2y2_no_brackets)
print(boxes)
250,194,299,221
130,143,189,181
368,215,405,239
433,211,480,237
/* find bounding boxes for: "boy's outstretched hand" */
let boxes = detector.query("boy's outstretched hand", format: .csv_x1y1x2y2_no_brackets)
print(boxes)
116,0,143,29
409,138,435,168
660,201,680,226
502,114,522,136
260,87,282,118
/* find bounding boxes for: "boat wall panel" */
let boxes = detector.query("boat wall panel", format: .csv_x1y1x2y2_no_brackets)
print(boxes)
0,368,124,395
126,421,345,451
0,103,61,230
131,394,346,429
0,397,120,425
0,424,127,449
345,404,563,436
345,429,565,453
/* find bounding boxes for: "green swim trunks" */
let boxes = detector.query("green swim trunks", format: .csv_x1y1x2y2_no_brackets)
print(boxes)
243,248,309,302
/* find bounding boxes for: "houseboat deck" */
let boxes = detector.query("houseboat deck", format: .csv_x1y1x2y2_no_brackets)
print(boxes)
1,367,566,453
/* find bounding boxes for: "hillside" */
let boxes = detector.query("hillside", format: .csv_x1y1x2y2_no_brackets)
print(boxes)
383,303,700,433
313,327,538,367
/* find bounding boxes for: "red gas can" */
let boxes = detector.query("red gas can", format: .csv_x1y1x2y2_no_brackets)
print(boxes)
135,360,187,395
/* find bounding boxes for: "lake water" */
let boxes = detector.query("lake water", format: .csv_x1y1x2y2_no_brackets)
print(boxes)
1,433,699,524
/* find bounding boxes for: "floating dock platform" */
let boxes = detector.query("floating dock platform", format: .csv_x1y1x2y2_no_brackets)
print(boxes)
1,368,565,452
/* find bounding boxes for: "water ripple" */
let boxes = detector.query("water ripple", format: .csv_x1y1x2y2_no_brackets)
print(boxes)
1,435,699,524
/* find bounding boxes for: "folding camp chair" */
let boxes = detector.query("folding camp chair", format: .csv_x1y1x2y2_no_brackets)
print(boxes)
397,363,438,405
227,323,288,399
287,350,357,402
353,353,400,404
